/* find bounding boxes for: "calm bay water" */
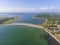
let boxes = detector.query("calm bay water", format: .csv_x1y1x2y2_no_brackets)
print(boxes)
0,25,50,45
0,13,45,24
0,13,53,45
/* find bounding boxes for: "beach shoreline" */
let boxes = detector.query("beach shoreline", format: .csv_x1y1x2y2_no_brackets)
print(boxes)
1,23,60,44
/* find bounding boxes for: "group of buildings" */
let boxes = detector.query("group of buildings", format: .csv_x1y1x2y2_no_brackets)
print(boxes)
48,24,60,33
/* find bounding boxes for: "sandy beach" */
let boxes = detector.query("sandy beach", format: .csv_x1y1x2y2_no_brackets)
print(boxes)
1,23,60,44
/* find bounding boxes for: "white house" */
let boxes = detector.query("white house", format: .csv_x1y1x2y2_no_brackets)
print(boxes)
57,25,60,30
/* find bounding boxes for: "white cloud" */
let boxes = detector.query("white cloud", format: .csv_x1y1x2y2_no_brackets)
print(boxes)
39,7,54,11
0,7,54,12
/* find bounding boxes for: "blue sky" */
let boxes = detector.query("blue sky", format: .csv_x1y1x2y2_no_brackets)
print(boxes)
0,0,60,12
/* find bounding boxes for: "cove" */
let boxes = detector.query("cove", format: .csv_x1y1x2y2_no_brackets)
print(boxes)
0,25,51,45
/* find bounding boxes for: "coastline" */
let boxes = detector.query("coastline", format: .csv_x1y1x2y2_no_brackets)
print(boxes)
33,15,60,44
1,23,60,44
44,28,60,44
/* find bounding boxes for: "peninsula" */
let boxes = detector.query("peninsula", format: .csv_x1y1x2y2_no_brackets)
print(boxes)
34,13,60,44
0,16,19,24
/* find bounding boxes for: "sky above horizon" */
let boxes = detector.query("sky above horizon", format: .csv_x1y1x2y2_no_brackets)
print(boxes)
0,0,60,12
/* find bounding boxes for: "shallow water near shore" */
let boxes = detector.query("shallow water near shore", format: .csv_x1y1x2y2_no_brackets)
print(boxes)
0,25,52,45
